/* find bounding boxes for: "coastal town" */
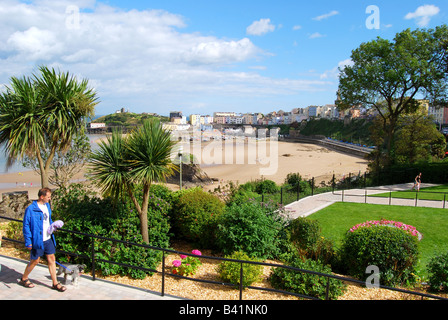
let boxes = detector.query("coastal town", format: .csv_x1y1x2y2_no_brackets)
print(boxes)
89,99,448,135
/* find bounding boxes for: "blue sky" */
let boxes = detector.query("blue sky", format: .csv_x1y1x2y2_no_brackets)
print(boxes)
0,1,447,117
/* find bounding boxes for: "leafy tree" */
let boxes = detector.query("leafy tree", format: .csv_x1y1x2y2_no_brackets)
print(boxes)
23,131,91,189
337,26,448,165
394,111,446,164
0,66,98,188
88,119,177,243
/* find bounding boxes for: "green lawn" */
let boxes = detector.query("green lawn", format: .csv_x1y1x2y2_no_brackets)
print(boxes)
308,202,448,274
369,184,448,202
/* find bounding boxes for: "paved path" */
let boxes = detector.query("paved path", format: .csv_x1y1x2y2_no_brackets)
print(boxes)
285,183,446,219
0,254,183,300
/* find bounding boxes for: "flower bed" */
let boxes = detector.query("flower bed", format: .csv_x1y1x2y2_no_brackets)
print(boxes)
349,219,423,241
172,249,202,276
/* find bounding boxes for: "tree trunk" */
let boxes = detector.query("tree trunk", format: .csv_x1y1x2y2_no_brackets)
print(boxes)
139,183,151,244
126,183,150,244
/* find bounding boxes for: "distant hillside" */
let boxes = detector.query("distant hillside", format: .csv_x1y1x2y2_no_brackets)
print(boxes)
93,112,169,127
299,118,373,146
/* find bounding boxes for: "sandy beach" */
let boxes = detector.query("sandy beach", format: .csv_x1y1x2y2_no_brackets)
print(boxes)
0,140,368,199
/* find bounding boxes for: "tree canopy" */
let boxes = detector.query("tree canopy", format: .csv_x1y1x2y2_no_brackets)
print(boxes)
0,66,98,188
337,25,448,165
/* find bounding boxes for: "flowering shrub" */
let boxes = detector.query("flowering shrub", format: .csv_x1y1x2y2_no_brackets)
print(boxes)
340,225,420,286
349,219,423,241
172,250,202,276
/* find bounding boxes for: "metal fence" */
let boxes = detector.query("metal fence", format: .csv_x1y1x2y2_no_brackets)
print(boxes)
333,188,448,209
1,215,445,301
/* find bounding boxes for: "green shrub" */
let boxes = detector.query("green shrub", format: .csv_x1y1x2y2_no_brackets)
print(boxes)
288,218,321,252
216,200,289,259
255,179,278,194
285,172,302,188
269,257,346,300
171,187,225,248
216,251,263,288
287,218,335,265
51,184,171,279
427,251,448,293
339,226,420,286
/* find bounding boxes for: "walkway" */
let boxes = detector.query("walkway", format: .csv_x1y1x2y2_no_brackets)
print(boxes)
0,254,183,300
285,183,445,219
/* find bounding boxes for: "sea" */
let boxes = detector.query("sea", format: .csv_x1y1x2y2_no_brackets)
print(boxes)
0,134,106,175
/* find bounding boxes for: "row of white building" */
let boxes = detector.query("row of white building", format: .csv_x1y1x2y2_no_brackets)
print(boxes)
180,105,347,127
163,99,448,132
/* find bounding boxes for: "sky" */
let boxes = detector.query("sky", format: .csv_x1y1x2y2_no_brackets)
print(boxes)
0,1,447,117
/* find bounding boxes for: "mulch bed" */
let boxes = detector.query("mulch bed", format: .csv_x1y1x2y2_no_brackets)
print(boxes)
1,226,446,300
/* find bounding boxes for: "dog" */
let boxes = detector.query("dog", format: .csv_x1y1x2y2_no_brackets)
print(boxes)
56,263,86,287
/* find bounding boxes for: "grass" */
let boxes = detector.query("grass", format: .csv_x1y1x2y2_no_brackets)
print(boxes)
308,202,448,274
369,184,448,202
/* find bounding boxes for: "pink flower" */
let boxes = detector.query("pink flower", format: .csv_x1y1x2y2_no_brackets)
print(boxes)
172,260,182,267
180,255,187,260
192,249,202,256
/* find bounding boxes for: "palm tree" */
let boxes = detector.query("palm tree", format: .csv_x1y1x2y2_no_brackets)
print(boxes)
0,75,46,170
89,119,177,243
0,66,98,188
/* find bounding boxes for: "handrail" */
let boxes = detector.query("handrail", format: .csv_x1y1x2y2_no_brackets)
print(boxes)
0,215,445,300
333,187,448,209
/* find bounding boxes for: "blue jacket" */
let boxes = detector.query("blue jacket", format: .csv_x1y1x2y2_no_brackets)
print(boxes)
23,201,56,250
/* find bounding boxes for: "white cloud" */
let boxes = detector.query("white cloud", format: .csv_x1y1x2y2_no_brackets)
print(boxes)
313,10,339,21
0,1,331,114
309,32,325,39
320,59,354,80
405,5,440,27
246,18,276,36
292,25,302,31
184,38,260,65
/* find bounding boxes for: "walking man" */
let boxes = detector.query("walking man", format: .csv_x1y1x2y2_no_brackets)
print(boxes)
19,187,66,292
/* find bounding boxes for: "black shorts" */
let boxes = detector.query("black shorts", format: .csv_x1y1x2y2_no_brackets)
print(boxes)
30,239,56,260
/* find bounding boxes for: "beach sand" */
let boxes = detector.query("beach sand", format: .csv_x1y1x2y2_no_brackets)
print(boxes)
0,140,369,199
198,140,368,187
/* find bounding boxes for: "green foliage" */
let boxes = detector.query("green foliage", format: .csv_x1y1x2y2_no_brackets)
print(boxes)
288,218,321,252
254,179,278,194
0,66,98,188
88,119,177,243
216,200,289,259
287,217,335,265
94,112,169,128
427,251,448,293
51,183,171,279
300,118,373,146
269,256,346,300
338,226,420,286
171,187,225,248
216,251,263,288
172,251,202,277
338,26,448,164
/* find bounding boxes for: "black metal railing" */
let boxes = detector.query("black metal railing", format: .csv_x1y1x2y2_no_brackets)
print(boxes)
1,215,446,300
334,188,448,209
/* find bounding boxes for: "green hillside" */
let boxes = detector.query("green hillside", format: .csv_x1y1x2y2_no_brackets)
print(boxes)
94,112,169,128
300,118,373,146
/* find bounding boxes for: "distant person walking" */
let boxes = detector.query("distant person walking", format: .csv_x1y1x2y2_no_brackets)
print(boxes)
19,188,66,292
412,173,422,191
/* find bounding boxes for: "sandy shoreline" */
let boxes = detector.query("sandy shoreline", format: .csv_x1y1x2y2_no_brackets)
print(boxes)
0,140,369,199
